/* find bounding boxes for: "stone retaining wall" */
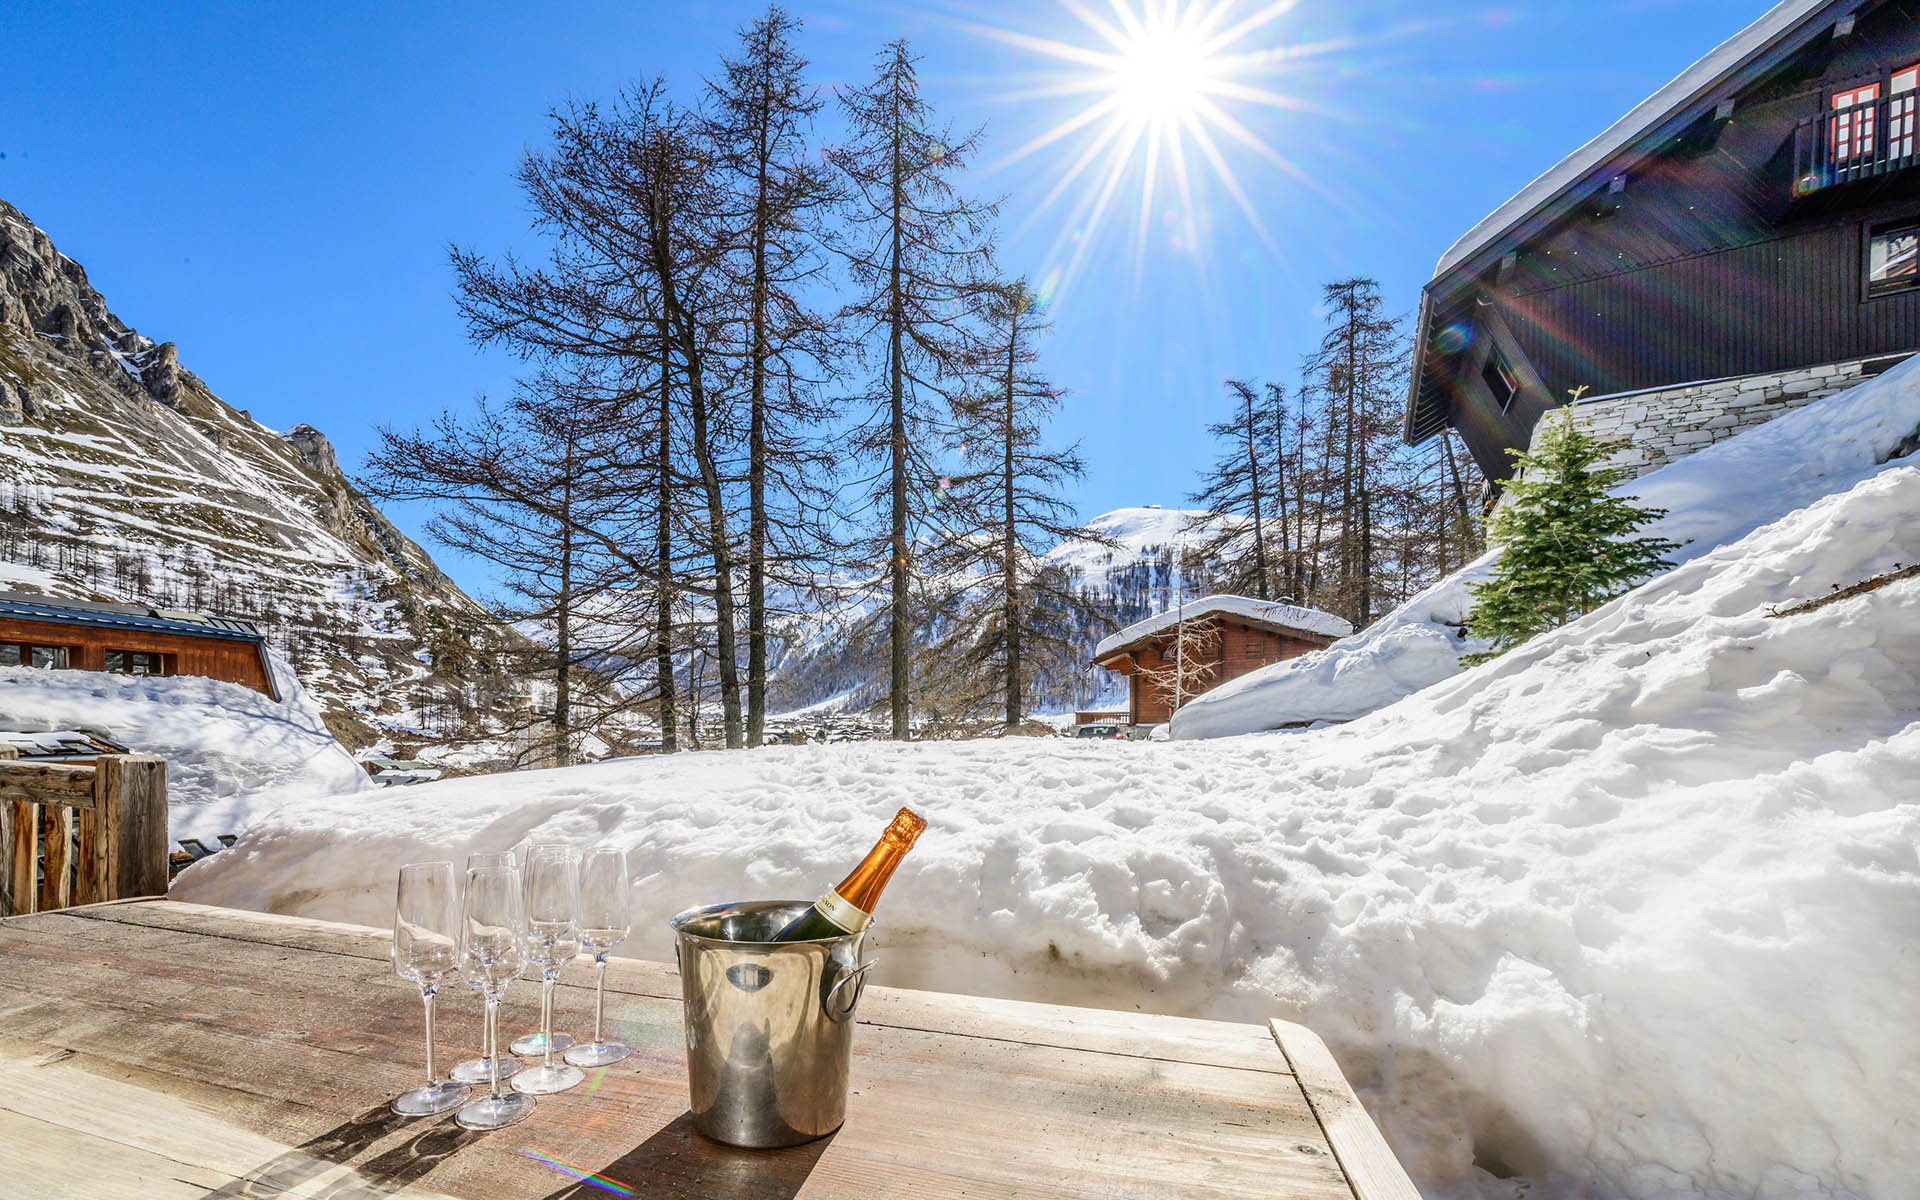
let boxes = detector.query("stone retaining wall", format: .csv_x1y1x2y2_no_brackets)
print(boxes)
1524,353,1912,479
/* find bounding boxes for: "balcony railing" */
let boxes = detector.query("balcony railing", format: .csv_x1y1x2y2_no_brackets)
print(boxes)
1793,92,1919,196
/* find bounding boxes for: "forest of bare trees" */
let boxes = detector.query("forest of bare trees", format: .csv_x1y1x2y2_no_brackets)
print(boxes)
1184,278,1482,630
359,7,1481,754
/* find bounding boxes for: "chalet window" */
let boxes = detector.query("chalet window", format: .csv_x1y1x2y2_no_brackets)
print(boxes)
1482,350,1521,413
106,649,170,676
1831,81,1879,162
1892,63,1918,161
1867,221,1919,297
2,643,72,669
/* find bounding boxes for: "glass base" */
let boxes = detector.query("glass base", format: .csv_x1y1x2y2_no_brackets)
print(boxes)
509,1030,575,1056
563,1039,632,1068
455,1089,537,1131
391,1078,469,1117
511,1063,585,1094
451,1054,521,1084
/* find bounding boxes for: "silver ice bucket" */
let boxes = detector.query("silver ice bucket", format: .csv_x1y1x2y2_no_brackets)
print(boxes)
668,899,877,1148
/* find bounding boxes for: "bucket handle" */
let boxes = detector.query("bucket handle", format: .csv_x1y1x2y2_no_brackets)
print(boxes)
824,956,878,1023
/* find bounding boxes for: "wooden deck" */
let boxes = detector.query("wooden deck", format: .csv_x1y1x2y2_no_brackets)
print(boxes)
0,900,1420,1199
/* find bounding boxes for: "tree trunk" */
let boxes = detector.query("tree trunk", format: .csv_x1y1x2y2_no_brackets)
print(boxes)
553,427,575,768
685,368,744,749
745,78,772,751
1273,392,1292,601
1244,388,1270,600
1002,306,1021,730
887,82,911,741
655,323,678,754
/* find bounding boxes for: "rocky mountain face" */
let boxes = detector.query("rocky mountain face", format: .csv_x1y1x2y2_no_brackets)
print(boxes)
0,198,519,754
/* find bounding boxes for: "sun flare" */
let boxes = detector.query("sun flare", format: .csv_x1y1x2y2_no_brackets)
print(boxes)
968,1,1314,296
1109,22,1217,123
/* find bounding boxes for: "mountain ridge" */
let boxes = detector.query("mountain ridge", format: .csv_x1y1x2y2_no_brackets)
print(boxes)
0,197,519,755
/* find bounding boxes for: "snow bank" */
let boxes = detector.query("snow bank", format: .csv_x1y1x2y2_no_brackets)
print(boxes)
180,463,1920,1197
1092,593,1352,658
1173,356,1920,739
0,655,372,840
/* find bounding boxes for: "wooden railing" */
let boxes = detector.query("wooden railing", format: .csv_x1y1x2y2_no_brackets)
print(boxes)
0,748,168,918
1793,93,1920,196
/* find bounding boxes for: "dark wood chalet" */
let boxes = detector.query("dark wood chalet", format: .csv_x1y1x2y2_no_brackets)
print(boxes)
0,592,279,699
1092,596,1350,727
1407,0,1920,484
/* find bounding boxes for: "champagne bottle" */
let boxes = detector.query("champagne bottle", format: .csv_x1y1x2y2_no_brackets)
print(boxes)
771,808,927,941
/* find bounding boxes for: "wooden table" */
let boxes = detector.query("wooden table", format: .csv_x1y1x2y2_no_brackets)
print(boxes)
0,900,1420,1199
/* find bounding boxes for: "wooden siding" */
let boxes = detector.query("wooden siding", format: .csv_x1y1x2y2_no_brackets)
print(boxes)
0,616,273,695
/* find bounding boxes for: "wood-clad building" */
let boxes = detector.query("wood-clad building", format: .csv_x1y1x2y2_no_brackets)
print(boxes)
0,592,279,698
1092,596,1351,727
1408,0,1920,485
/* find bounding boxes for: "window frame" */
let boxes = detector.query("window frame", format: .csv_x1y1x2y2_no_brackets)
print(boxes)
1482,348,1522,414
1862,215,1920,302
3,642,75,669
105,648,172,677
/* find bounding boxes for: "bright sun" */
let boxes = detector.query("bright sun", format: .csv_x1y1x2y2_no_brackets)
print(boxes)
1111,25,1217,122
967,1,1313,294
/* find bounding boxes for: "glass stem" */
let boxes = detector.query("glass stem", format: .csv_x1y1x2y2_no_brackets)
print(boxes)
421,985,438,1083
592,955,607,1044
485,995,503,1101
541,975,556,1068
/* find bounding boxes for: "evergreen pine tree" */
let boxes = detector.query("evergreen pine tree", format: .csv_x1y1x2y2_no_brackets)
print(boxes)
1463,405,1677,665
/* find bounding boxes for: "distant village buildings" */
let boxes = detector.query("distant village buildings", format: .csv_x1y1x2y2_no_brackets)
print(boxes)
1407,0,1918,488
1091,595,1352,726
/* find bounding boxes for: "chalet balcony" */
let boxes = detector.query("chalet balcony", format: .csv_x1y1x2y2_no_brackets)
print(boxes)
1792,90,1919,196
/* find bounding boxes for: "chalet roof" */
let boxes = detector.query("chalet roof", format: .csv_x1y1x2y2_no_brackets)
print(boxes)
1431,0,1853,281
0,591,266,644
1093,595,1352,662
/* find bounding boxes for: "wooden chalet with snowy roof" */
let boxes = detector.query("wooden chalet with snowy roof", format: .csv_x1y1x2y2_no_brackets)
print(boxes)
1092,596,1352,727
1407,0,1920,487
0,592,279,698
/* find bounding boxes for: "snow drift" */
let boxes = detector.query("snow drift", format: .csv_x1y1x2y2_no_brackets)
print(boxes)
1172,356,1920,739
0,655,372,840
180,449,1920,1196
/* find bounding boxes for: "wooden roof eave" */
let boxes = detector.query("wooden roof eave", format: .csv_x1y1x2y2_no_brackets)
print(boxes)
1403,0,1864,443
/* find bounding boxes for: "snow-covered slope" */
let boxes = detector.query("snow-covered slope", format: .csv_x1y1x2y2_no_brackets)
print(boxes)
0,198,517,752
180,453,1920,1197
1173,356,1920,739
1,656,372,840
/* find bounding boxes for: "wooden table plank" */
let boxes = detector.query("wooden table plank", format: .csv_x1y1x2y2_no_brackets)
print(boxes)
1272,1021,1423,1200
77,900,1292,1074
0,901,1409,1199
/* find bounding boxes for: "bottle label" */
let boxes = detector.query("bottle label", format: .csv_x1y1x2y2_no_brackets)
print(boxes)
814,888,872,934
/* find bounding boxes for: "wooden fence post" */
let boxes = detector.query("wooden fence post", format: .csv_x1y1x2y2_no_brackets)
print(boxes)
0,744,15,917
88,755,168,903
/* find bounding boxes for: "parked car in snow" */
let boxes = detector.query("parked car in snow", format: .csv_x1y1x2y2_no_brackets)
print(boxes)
1075,723,1127,740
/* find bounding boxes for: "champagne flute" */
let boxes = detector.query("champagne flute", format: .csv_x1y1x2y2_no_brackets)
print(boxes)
452,851,522,1085
389,862,470,1116
565,846,633,1068
512,845,585,1094
509,843,577,1061
454,861,537,1131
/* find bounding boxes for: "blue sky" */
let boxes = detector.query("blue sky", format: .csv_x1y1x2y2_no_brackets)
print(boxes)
2,0,1763,598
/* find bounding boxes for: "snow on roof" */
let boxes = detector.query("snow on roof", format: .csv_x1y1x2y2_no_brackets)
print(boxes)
1432,0,1842,280
1093,594,1352,660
